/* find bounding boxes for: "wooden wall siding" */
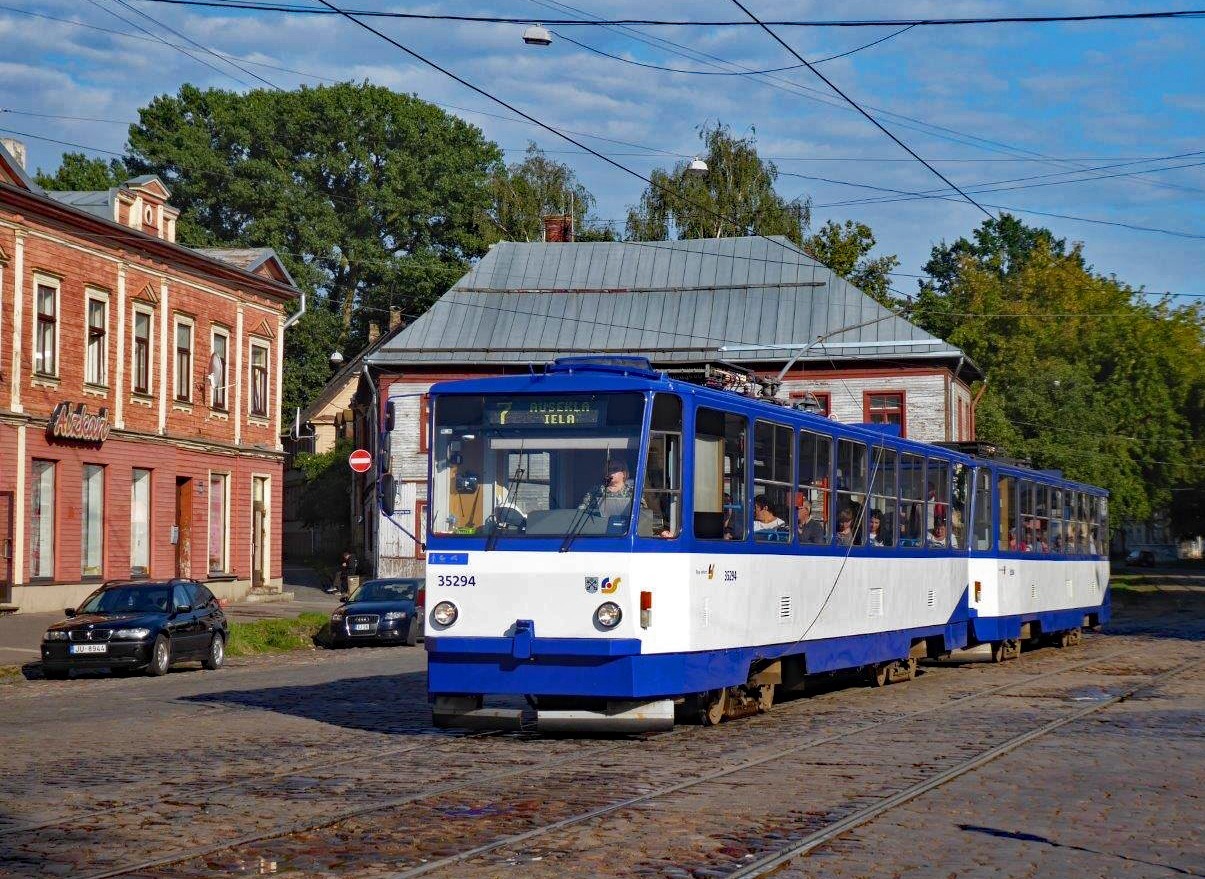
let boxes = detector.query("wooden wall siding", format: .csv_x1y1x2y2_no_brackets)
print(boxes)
781,374,952,442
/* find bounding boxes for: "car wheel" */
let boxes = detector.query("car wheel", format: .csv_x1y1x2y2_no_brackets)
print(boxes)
43,668,69,680
404,619,419,647
147,635,171,676
202,633,225,670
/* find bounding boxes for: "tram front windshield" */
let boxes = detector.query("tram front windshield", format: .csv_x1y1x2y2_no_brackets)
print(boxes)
431,393,646,539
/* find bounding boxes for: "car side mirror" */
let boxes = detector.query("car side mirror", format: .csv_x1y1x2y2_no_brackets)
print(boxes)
339,597,349,604
64,607,76,618
174,604,191,615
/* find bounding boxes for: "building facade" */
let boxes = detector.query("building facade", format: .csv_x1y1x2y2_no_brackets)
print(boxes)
0,141,298,612
344,235,981,578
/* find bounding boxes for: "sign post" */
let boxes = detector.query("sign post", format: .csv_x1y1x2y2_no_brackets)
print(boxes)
348,448,373,474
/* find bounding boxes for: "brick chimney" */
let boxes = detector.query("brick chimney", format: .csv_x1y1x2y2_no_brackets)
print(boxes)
367,322,380,345
389,306,404,331
542,214,574,243
1,138,26,170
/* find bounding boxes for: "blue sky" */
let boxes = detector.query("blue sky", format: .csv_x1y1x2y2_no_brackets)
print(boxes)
1,1,1201,299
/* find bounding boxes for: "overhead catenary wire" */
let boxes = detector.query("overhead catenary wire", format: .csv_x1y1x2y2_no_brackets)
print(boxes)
123,1,1205,28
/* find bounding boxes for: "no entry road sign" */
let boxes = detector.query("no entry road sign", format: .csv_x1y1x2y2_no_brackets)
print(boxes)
348,448,373,473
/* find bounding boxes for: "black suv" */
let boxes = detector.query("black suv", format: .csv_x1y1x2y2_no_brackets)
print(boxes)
41,579,228,679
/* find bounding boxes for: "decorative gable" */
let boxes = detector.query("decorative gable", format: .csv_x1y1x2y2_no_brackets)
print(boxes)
125,176,171,203
134,282,160,305
252,317,277,340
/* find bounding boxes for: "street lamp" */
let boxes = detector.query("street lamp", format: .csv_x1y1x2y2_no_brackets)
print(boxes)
523,23,552,46
687,156,709,177
329,350,344,367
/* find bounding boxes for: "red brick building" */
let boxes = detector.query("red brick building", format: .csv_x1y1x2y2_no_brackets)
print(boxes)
0,140,299,612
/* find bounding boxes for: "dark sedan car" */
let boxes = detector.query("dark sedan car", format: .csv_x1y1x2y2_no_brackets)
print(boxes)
329,578,423,647
41,579,228,679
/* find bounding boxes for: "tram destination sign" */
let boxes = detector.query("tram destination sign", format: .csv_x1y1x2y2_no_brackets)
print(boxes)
485,398,603,428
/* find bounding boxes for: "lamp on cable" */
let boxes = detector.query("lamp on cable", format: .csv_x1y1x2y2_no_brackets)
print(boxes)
687,156,709,177
523,23,552,46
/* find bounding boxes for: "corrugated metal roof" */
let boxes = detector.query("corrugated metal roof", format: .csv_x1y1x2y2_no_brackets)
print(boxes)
369,236,968,369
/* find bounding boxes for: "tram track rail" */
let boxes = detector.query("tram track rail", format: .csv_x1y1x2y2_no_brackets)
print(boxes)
50,642,1175,879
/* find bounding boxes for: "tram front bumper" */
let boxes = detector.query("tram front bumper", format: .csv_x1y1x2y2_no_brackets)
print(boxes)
431,694,675,733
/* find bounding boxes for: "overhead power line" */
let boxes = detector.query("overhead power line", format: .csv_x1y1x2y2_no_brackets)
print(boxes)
552,23,916,73
728,0,993,219
126,1,1205,27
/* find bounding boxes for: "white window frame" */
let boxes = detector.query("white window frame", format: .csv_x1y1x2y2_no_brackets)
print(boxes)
131,304,155,396
81,463,105,577
248,338,270,420
210,326,231,411
32,274,60,379
130,467,152,576
173,315,195,404
84,288,110,387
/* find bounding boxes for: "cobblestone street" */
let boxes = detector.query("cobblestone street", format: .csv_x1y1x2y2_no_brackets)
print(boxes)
1,593,1200,879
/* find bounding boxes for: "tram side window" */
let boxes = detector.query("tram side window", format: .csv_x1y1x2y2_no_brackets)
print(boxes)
1066,491,1082,553
1035,485,1050,553
753,421,793,543
867,446,896,548
998,476,1016,550
1098,497,1109,557
927,458,950,548
1049,488,1064,554
641,394,682,538
951,463,968,550
694,407,747,540
898,454,925,547
1018,481,1036,552
796,430,832,544
835,439,867,546
971,468,992,550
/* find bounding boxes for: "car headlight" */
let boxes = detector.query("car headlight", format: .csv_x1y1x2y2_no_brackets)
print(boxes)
595,602,622,629
383,611,406,621
432,601,458,627
330,611,345,622
44,630,68,641
113,628,152,640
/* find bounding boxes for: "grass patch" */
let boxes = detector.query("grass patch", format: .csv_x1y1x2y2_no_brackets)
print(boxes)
226,612,330,657
0,665,25,684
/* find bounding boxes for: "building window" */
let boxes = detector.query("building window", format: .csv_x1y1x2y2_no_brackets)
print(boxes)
208,473,228,573
865,391,906,436
174,319,193,403
210,330,229,411
85,295,108,386
133,309,152,395
30,460,55,579
131,469,152,576
82,464,104,577
250,342,269,418
34,282,57,377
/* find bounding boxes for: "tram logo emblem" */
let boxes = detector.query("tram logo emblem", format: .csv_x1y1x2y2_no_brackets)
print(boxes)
584,577,600,594
601,577,621,594
707,564,716,580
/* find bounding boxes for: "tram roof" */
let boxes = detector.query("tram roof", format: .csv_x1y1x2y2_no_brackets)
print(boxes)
369,236,975,374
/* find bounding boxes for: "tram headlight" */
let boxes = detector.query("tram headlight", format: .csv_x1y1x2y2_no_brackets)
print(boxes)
594,602,622,629
432,601,458,627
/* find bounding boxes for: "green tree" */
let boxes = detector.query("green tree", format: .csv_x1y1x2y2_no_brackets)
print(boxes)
625,123,810,244
910,215,1205,530
488,143,613,242
803,219,901,308
124,82,503,339
281,302,343,417
34,152,128,190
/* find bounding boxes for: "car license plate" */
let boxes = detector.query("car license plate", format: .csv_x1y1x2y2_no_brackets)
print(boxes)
352,624,373,632
70,643,108,654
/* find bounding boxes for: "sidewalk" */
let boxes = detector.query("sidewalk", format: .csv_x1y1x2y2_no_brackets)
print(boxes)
0,567,338,669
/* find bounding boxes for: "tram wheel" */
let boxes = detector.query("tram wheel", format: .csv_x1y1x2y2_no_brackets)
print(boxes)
870,663,891,688
991,639,1021,663
702,689,728,726
1056,628,1082,649
754,683,775,713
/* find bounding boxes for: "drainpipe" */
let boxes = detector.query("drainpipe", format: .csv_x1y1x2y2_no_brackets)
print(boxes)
282,289,306,329
363,361,378,576
948,355,965,441
970,379,989,440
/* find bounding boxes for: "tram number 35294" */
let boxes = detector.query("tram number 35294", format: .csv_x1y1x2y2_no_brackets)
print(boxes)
436,575,477,588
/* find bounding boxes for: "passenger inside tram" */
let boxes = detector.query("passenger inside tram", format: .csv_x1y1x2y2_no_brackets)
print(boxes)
752,495,788,540
796,496,827,544
835,507,855,546
867,509,885,547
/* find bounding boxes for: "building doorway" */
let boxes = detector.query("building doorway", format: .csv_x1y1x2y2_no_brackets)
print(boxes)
0,492,12,604
175,477,193,578
252,476,269,590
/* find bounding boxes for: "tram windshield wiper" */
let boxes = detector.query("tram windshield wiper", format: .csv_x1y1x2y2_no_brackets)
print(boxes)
558,499,600,553
485,463,525,552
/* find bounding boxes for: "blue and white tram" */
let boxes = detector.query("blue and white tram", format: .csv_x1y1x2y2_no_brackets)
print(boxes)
414,356,1110,731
